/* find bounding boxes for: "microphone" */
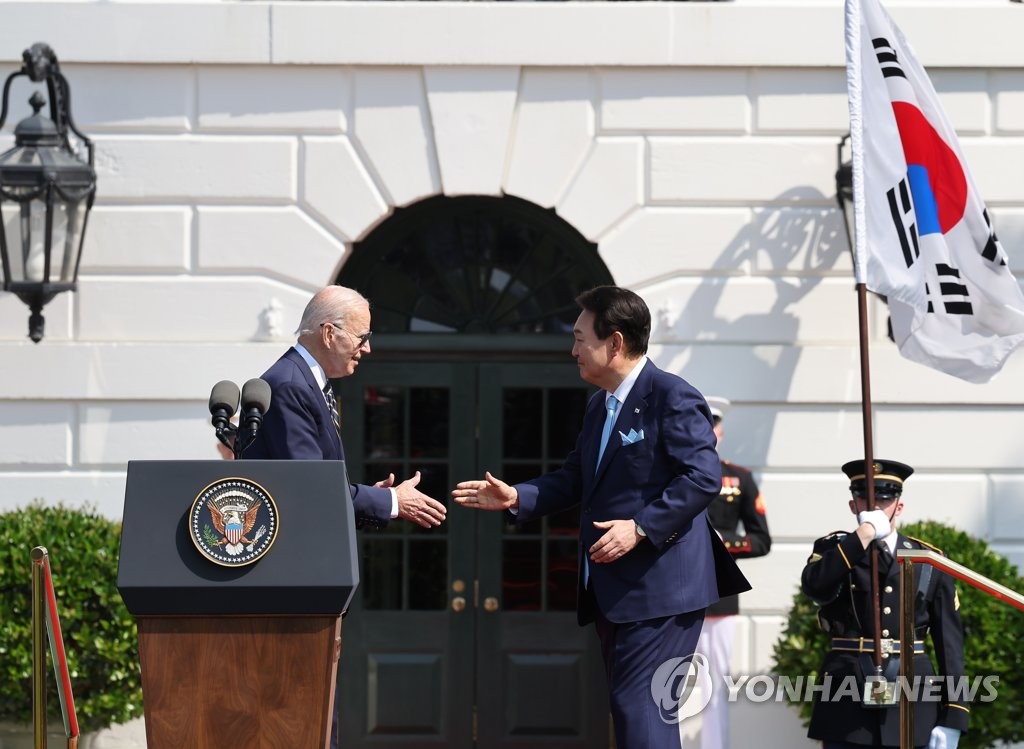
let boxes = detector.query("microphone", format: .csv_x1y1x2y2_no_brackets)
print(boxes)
209,380,240,432
239,378,272,446
209,380,240,457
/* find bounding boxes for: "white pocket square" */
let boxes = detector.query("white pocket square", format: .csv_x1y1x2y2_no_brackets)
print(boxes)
619,428,644,445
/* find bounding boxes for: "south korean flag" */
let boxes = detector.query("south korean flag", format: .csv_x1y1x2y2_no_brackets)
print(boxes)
845,0,1024,382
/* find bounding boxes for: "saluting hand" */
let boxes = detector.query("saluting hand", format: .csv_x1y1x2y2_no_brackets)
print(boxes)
589,519,642,564
452,471,519,511
395,471,448,528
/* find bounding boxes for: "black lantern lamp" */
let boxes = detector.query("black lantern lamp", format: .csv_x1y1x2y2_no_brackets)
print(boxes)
836,132,894,341
835,132,854,251
0,43,95,343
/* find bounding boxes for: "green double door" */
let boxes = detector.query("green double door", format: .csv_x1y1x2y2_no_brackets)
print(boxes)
336,359,609,749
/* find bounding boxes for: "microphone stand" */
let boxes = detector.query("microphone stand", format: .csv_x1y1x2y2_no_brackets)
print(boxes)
214,424,239,459
233,419,261,458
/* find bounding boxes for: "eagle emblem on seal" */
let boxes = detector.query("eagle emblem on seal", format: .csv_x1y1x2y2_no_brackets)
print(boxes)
190,478,279,567
207,495,261,556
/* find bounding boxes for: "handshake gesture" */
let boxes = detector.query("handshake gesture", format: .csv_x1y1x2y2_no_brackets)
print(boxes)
375,471,447,528
453,472,642,564
452,472,519,511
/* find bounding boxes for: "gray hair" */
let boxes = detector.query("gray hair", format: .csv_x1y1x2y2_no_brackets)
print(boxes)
295,286,369,337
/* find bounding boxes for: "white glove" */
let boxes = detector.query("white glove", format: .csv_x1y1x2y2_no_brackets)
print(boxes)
857,509,891,539
928,726,961,749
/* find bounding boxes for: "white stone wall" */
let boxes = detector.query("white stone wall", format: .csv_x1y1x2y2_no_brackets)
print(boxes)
1,2,1022,747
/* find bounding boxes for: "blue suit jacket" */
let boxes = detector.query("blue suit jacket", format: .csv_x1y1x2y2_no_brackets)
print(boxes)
241,347,392,529
515,359,750,624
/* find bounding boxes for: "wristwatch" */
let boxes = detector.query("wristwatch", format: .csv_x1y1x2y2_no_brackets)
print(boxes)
634,521,647,538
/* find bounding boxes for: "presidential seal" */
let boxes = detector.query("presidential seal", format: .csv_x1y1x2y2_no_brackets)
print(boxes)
190,477,278,567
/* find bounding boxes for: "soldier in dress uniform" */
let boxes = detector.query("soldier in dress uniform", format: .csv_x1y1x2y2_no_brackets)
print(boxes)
802,459,969,749
696,397,772,749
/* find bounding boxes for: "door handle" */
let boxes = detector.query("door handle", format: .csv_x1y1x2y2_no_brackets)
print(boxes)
451,596,467,612
483,596,499,613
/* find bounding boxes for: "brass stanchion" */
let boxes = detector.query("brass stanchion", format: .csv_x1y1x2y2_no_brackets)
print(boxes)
899,555,915,749
31,546,49,749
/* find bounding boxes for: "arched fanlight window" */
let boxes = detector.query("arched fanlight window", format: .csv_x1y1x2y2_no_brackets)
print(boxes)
338,195,613,334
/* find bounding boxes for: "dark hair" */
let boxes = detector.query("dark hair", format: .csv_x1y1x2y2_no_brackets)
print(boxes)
575,286,650,356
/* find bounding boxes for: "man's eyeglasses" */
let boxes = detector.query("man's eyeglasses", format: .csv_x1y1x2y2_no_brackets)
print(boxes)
321,321,373,348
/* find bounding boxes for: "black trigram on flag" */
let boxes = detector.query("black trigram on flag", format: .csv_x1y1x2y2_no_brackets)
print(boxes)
981,209,1007,267
924,263,973,316
887,176,920,268
873,38,906,79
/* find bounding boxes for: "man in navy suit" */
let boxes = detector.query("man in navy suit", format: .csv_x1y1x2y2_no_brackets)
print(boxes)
242,285,448,749
454,285,750,749
243,284,447,529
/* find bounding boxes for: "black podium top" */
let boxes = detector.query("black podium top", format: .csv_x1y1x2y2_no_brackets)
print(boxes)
117,460,359,616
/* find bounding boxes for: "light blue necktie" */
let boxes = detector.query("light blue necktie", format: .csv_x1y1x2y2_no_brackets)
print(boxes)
596,394,619,471
586,393,618,589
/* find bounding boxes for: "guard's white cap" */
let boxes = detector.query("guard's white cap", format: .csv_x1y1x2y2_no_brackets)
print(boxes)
706,396,731,421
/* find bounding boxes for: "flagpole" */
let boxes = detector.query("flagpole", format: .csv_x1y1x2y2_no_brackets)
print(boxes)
844,0,885,681
855,281,886,683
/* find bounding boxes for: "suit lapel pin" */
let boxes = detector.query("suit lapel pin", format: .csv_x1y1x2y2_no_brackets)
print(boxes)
634,408,640,414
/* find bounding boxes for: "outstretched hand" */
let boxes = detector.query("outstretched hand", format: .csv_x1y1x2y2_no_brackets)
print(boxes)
589,519,641,564
395,471,447,528
452,471,519,511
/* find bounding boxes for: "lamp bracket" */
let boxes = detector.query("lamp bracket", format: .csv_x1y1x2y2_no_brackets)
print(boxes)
22,43,58,84
0,42,93,166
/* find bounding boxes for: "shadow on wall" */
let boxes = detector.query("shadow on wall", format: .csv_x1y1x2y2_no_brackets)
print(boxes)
655,185,849,471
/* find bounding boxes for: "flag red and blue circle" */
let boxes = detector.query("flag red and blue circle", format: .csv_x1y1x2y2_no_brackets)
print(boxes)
891,102,967,236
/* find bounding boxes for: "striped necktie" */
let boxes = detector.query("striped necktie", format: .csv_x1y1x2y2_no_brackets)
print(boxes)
323,382,341,436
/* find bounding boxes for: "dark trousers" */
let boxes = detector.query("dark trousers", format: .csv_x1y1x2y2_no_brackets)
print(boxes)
594,607,706,749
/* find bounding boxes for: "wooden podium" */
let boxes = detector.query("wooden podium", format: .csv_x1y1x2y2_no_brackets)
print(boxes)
117,460,359,749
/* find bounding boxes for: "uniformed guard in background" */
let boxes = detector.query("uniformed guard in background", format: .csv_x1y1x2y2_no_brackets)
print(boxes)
696,397,772,749
801,459,969,749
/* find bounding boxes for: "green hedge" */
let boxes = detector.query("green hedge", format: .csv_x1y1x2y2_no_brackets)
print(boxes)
771,520,1024,749
0,503,142,732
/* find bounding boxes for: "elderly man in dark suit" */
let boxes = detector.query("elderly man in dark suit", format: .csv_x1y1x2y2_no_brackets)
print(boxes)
243,284,447,529
242,285,447,749
454,285,749,749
